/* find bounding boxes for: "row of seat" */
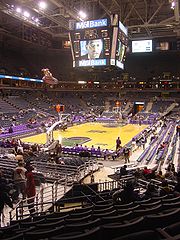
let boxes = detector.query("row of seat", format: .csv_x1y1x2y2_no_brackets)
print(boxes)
1,211,180,240
1,194,179,240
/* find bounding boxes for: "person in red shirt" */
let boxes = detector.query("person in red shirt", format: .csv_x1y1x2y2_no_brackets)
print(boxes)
26,165,36,215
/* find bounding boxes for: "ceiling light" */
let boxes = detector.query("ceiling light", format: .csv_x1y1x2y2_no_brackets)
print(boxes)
23,11,30,18
39,1,47,10
16,7,22,13
79,10,87,19
35,18,39,23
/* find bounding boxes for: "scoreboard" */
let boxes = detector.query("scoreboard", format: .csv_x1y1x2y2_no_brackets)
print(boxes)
69,16,128,69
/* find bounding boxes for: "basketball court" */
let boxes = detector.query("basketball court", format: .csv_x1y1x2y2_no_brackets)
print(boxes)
22,122,147,150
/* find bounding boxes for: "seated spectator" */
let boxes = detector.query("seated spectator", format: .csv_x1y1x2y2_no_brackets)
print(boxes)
120,165,128,176
156,170,165,181
112,181,139,204
160,180,172,196
143,166,153,179
104,149,111,160
8,125,13,133
90,145,95,154
165,166,175,179
134,168,142,179
174,171,180,195
144,183,159,199
167,163,175,172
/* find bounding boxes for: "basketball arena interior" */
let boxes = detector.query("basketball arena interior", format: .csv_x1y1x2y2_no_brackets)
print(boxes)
0,0,180,239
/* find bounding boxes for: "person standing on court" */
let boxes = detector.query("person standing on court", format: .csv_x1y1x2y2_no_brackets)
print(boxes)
116,137,121,152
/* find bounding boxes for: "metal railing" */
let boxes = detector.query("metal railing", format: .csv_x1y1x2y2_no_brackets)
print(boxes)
9,158,99,221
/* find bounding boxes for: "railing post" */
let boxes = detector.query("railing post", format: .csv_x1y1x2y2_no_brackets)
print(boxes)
40,187,44,212
55,181,58,202
52,184,54,203
64,175,67,194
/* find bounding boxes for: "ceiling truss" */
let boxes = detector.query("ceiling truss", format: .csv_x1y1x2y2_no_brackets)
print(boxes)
0,0,180,43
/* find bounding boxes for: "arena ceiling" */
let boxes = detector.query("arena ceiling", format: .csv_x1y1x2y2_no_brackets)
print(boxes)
0,0,180,44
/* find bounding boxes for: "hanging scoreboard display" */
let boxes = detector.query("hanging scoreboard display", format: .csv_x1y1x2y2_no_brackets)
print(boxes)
69,15,128,69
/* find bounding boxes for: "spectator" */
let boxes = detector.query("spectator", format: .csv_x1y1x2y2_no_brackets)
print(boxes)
120,165,128,176
131,138,136,152
116,137,121,152
13,161,27,199
141,136,146,150
174,171,180,195
156,170,164,181
15,150,24,162
134,168,142,180
55,140,62,157
90,172,95,183
160,180,172,196
104,149,110,160
26,165,36,216
112,181,139,204
0,170,13,227
143,166,152,179
123,147,130,163
8,125,13,134
144,183,158,199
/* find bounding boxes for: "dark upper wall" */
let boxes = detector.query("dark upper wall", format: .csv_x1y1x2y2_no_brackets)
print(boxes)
1,40,180,82
125,51,180,80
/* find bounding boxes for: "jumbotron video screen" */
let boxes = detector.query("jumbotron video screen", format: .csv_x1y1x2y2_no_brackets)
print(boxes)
69,15,128,69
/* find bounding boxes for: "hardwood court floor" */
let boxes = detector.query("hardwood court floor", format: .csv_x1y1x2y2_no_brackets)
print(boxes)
22,122,147,151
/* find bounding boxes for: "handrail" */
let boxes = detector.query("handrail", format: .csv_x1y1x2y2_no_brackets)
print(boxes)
9,158,99,221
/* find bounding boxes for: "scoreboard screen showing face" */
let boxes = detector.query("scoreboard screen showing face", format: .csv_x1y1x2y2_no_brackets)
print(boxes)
69,17,128,69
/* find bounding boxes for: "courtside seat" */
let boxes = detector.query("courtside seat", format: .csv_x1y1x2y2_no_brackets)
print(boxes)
69,209,92,218
10,217,32,226
65,218,100,231
20,218,45,228
116,205,140,213
50,226,100,240
65,214,92,224
144,208,180,229
93,210,117,219
140,200,161,208
134,198,152,204
151,195,168,201
163,221,180,237
102,216,144,239
162,201,180,210
101,211,133,225
94,203,113,209
95,199,113,205
93,205,114,213
35,219,64,229
74,205,94,213
0,224,19,235
112,230,170,240
114,202,135,209
24,225,64,240
162,195,180,203
1,233,24,240
133,204,162,217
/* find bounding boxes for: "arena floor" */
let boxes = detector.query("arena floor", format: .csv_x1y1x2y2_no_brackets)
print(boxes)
22,122,147,150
